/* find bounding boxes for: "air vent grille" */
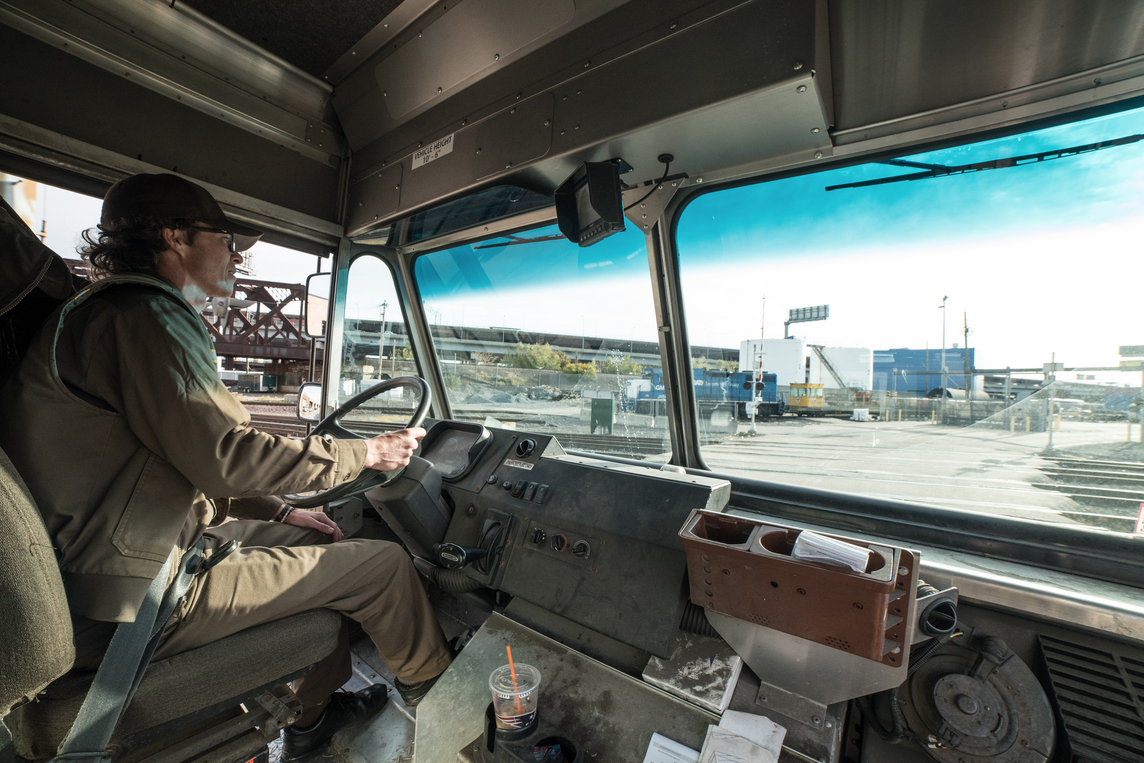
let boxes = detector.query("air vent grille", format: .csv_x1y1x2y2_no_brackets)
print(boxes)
1039,634,1144,762
824,636,851,652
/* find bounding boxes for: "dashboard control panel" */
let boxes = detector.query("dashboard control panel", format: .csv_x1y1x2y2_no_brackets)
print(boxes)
523,520,598,569
404,423,732,657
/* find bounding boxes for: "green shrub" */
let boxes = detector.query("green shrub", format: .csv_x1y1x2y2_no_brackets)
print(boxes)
596,355,643,375
503,342,569,371
562,362,596,377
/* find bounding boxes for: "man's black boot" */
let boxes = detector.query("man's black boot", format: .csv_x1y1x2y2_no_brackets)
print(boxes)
392,675,441,708
282,685,389,760
394,631,468,708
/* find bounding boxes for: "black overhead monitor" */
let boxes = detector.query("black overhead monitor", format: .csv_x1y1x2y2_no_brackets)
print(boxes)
555,161,625,247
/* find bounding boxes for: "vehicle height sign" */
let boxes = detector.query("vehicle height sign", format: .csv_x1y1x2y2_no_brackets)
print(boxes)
413,133,455,169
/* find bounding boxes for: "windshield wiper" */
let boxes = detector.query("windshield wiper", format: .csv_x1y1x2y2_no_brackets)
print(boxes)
472,234,566,250
826,133,1144,191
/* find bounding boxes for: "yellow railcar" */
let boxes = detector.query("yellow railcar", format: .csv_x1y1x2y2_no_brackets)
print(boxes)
788,383,825,416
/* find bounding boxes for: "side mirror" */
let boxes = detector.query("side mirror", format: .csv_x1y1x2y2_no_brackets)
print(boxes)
297,382,322,422
302,273,331,339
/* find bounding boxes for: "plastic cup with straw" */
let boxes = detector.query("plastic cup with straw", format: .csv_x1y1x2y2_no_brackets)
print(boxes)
489,645,541,730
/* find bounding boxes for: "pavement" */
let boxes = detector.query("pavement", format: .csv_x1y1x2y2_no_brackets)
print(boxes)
700,418,1144,532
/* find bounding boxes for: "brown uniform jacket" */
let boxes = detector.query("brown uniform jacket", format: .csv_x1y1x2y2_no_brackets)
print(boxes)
0,274,368,623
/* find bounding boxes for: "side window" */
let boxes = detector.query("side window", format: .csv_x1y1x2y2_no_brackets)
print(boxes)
333,254,422,429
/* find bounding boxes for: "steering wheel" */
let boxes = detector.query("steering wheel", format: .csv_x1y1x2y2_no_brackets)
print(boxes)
284,375,432,508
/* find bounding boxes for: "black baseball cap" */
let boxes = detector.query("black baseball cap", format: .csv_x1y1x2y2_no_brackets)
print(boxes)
101,173,263,252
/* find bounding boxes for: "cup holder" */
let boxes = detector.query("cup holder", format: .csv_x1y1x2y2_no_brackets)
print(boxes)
758,529,797,555
758,530,887,574
688,513,754,545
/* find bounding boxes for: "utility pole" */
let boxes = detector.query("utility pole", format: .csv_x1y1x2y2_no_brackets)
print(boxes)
750,297,765,434
925,341,930,394
1047,352,1056,451
939,295,948,422
382,301,391,379
963,312,972,422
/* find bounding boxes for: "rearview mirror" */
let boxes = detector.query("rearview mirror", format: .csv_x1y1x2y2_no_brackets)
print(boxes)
297,382,322,422
302,273,331,339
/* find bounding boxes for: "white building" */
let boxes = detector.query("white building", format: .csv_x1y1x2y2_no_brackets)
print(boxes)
739,338,807,386
808,346,873,391
740,338,873,390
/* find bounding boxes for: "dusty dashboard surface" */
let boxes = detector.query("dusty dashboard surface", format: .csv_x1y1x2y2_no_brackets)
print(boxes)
402,422,731,658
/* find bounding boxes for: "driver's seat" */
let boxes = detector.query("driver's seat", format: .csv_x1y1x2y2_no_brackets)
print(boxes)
0,445,342,763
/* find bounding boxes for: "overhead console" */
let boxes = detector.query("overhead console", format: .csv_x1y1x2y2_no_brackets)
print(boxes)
370,421,730,659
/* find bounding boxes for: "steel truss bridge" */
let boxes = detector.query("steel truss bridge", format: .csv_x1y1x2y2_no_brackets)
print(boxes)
203,279,315,362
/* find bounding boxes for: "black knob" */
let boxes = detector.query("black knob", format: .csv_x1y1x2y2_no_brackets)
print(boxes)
502,481,512,490
486,474,499,485
550,534,568,552
531,528,546,545
517,439,537,457
572,540,591,558
432,543,489,569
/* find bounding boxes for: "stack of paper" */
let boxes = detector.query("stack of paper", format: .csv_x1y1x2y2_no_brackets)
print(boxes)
640,712,786,763
641,732,699,763
712,711,786,760
698,727,773,763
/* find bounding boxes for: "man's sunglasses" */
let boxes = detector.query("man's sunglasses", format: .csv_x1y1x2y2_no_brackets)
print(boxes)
185,226,238,253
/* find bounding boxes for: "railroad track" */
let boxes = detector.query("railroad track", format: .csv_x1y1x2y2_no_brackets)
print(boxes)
1036,456,1144,507
248,413,308,437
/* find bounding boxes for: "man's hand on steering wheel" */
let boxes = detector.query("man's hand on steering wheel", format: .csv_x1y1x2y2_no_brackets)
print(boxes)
284,376,433,509
363,427,427,471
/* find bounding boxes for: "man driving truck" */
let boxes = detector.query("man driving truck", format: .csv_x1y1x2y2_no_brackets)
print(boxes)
0,173,451,760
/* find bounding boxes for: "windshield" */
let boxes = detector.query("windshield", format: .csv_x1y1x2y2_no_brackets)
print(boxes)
676,104,1144,538
413,222,675,459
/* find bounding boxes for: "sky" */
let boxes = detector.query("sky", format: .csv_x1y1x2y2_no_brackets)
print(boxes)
22,102,1144,380
37,184,321,285
414,104,1144,378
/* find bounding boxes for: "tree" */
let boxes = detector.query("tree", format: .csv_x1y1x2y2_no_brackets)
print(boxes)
596,355,643,375
562,362,597,377
502,342,569,371
691,357,736,372
472,351,500,365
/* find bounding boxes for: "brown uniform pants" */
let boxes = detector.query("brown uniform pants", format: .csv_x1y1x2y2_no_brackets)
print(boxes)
152,520,452,709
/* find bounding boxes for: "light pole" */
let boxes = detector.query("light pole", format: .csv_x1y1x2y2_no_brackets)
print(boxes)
939,295,948,395
750,296,766,434
377,300,388,378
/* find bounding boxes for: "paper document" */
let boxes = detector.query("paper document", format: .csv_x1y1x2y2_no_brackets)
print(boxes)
717,711,786,759
642,732,700,763
790,530,871,573
697,727,774,763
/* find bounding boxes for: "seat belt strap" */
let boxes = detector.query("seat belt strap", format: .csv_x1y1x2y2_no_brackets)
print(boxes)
50,536,206,763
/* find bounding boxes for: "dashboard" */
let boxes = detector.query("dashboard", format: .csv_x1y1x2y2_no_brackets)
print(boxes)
418,421,491,480
370,419,731,659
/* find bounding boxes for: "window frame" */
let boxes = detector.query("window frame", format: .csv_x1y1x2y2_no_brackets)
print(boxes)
398,211,676,457
657,99,1144,588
